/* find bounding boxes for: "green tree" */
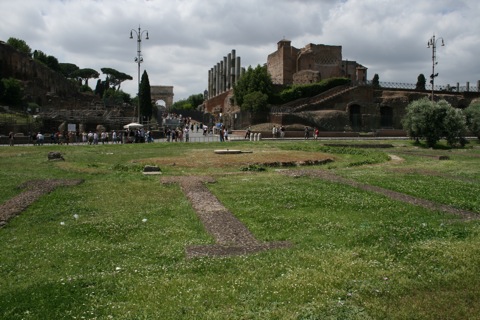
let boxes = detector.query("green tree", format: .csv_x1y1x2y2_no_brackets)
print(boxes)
171,93,205,110
101,68,133,90
70,68,100,86
438,100,467,146
59,63,80,78
465,101,480,140
402,97,467,147
7,37,32,56
46,55,61,72
31,50,61,73
33,50,48,64
139,70,152,120
372,74,380,87
242,91,268,113
1,78,23,107
103,88,131,105
233,64,273,111
0,79,5,101
416,74,426,90
94,79,105,97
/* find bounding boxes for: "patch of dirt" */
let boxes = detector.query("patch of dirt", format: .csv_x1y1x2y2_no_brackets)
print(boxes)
142,149,335,169
0,179,84,227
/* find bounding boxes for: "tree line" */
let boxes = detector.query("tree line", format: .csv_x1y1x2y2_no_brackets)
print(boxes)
1,37,156,121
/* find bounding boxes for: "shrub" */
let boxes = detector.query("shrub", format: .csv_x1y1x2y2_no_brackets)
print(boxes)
402,97,467,147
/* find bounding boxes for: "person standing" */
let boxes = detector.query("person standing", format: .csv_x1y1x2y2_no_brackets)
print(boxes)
224,127,229,141
184,126,190,142
304,126,309,140
36,132,44,145
8,131,14,146
314,127,319,140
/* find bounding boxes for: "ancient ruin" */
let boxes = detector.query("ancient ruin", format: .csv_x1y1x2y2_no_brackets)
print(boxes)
267,39,367,85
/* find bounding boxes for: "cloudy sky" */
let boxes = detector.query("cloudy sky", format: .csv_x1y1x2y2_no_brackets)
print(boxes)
1,0,479,102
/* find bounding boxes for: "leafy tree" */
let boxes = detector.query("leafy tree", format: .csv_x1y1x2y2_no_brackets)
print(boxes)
32,50,61,72
233,64,273,110
171,93,205,110
188,93,205,110
70,68,100,86
94,79,105,97
1,78,23,107
59,63,80,78
7,37,32,56
402,97,467,147
46,55,61,72
79,84,93,93
438,100,467,146
372,74,380,87
465,101,480,140
101,68,133,90
242,91,268,113
0,79,5,101
139,70,153,120
103,88,131,105
416,74,426,91
33,50,48,64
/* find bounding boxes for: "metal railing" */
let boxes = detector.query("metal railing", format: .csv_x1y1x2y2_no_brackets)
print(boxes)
366,80,479,93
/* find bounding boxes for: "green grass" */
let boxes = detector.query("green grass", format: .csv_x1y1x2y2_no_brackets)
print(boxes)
0,140,479,319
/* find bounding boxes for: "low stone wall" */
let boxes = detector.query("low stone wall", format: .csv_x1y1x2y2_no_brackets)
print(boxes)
231,129,407,139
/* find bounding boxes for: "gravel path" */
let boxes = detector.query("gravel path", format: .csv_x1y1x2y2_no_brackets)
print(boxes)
0,179,84,227
279,169,478,221
161,176,292,258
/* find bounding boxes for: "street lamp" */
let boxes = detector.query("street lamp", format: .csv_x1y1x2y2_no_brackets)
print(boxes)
427,34,445,102
130,25,149,123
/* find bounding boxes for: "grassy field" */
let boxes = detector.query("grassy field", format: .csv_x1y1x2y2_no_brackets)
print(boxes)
0,139,479,319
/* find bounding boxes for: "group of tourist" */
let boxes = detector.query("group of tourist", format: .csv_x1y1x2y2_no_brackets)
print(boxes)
271,125,286,139
164,118,214,142
23,128,157,146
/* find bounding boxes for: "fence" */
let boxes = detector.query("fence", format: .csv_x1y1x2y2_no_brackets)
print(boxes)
366,80,479,93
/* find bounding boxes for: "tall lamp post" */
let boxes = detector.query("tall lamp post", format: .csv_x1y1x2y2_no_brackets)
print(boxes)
427,34,445,102
130,25,149,123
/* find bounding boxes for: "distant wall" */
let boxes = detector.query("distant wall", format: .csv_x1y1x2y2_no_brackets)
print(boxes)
0,41,80,106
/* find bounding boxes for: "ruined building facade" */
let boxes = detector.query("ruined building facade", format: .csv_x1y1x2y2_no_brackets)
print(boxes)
267,39,367,85
206,49,245,100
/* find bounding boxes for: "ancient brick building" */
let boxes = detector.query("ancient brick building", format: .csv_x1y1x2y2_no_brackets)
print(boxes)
267,39,367,85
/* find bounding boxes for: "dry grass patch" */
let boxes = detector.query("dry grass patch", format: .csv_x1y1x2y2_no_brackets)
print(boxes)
140,148,335,169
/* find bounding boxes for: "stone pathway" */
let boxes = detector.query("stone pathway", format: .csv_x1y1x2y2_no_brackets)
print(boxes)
161,176,292,258
0,179,84,227
279,169,478,221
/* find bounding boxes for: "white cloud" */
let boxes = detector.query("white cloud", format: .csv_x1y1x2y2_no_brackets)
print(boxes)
1,0,480,102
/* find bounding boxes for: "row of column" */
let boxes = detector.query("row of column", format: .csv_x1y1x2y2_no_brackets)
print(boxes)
207,49,244,99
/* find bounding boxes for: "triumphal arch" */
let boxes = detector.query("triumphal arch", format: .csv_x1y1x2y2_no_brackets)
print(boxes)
151,85,174,109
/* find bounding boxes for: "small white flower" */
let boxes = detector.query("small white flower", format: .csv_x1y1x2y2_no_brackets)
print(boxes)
142,218,147,223
60,221,65,225
115,267,121,271
73,214,79,219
